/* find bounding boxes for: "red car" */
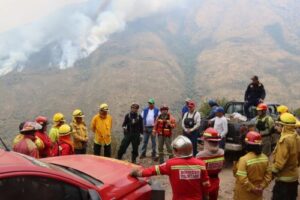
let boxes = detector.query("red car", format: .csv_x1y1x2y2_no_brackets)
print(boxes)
0,149,164,200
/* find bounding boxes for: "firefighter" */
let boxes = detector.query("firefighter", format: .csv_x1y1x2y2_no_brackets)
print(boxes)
117,103,143,163
153,104,176,164
130,135,210,200
49,112,65,143
196,128,224,200
35,116,52,158
255,103,274,156
52,124,74,156
91,103,113,157
233,131,272,200
13,122,42,158
70,109,88,154
272,113,299,200
272,105,289,150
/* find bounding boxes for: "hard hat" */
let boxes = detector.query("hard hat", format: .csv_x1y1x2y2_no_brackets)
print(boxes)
256,103,268,111
245,131,262,145
203,128,221,141
20,122,42,133
208,99,217,106
215,106,224,113
160,104,169,111
35,116,48,126
148,98,155,104
53,113,65,123
296,119,300,128
131,103,139,109
185,98,191,102
58,124,72,136
278,113,296,125
73,109,84,117
187,101,196,109
276,105,288,114
99,103,109,111
171,135,193,158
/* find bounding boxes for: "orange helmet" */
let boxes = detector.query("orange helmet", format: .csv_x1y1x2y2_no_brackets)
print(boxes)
35,116,48,126
245,131,262,145
256,103,268,111
203,128,221,141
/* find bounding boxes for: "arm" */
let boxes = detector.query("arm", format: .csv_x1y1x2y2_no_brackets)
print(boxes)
260,84,266,100
220,118,228,138
260,161,272,189
201,167,210,196
169,116,176,129
190,112,201,132
152,118,158,135
138,115,144,134
182,113,188,132
272,139,289,174
130,162,170,177
90,116,96,133
122,114,128,128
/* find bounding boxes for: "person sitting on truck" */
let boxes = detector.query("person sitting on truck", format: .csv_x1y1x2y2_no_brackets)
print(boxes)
207,99,219,119
255,103,274,156
209,107,228,149
244,76,266,119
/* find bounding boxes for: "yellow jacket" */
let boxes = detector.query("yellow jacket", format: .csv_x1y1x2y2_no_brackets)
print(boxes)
272,126,299,182
49,126,59,143
233,152,272,200
91,114,112,145
70,121,88,150
13,134,44,150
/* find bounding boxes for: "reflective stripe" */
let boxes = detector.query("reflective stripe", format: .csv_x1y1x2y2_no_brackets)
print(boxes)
246,157,268,166
272,167,279,173
155,165,161,175
202,181,210,186
205,157,225,163
276,176,298,182
236,170,247,177
171,165,205,170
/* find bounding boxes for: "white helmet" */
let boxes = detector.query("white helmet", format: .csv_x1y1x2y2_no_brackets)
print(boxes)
171,135,193,158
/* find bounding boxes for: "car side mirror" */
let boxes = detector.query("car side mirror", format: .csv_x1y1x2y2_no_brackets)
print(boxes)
88,189,101,200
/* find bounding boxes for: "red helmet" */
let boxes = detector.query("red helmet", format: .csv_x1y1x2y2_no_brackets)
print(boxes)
245,131,262,145
203,128,221,141
160,104,169,111
35,116,48,126
187,101,196,109
256,103,268,111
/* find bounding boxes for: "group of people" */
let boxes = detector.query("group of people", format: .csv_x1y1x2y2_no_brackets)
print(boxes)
10,75,300,200
130,111,300,200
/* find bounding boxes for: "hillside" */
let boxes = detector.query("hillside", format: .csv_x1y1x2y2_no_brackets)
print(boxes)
0,0,300,144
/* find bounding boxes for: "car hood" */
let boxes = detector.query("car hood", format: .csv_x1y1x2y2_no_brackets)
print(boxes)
42,155,149,198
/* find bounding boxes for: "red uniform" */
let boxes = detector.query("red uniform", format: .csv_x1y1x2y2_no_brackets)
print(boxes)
52,135,74,156
35,130,52,158
196,149,224,200
13,135,39,158
141,157,210,200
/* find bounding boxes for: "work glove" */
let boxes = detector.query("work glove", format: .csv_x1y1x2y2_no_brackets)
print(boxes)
130,169,142,178
250,187,263,196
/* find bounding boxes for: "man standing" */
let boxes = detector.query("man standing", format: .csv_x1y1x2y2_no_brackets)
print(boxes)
181,98,190,118
153,104,176,164
117,103,143,163
182,100,201,156
71,109,88,154
130,135,210,200
255,103,274,156
13,122,42,158
35,116,52,158
207,100,219,119
140,98,160,159
209,107,228,149
49,113,65,143
244,76,266,119
91,103,113,157
272,113,299,200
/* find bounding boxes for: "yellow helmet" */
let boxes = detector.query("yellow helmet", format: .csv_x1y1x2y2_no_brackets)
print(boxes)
58,124,72,136
73,109,84,117
277,105,288,114
278,113,296,125
99,103,109,111
296,119,300,128
53,113,65,122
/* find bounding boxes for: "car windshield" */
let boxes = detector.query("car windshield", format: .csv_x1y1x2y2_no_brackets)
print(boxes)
20,154,103,187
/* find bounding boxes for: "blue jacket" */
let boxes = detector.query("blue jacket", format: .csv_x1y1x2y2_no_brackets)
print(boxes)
143,107,159,126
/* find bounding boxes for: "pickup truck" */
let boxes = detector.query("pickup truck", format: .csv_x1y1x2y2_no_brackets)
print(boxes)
200,101,279,160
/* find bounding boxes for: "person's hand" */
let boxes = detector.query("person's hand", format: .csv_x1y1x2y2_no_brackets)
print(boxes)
259,98,264,103
130,168,142,178
208,121,212,126
186,129,191,134
251,187,263,195
152,130,156,136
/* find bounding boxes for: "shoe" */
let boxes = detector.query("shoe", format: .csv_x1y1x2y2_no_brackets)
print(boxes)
139,154,146,159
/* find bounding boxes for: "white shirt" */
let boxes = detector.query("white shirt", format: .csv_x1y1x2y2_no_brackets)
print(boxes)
211,116,228,138
181,111,201,132
141,109,160,127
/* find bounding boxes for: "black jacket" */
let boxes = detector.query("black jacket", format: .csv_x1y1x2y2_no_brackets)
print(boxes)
122,112,143,135
244,82,266,101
